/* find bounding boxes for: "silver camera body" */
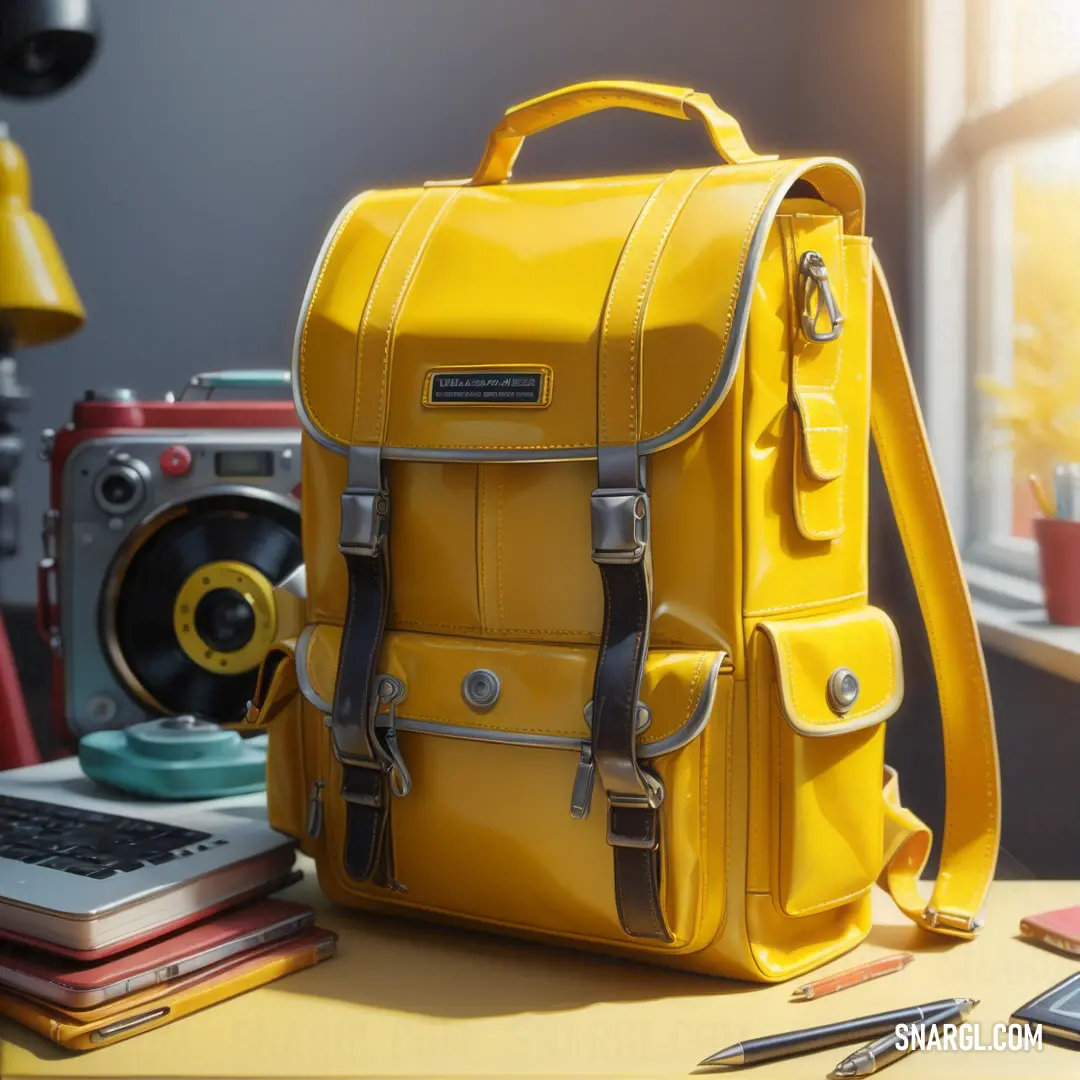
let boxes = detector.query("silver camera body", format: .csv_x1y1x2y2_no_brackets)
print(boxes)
38,374,303,739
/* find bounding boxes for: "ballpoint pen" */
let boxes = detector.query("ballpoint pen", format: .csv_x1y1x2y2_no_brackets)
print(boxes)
828,997,977,1077
791,953,914,1001
698,999,969,1068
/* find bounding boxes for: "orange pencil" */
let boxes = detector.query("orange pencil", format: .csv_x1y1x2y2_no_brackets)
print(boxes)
1029,473,1055,518
790,953,914,1001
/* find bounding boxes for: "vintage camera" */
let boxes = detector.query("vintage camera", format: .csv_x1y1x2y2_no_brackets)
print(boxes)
36,370,303,743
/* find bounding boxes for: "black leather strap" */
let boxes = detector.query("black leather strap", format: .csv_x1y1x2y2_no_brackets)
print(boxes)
333,548,392,883
590,541,673,943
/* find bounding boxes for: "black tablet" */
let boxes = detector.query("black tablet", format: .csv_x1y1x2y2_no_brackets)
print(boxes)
1012,971,1080,1047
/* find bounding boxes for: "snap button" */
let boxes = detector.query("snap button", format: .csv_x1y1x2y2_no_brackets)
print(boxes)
462,669,501,710
826,667,860,715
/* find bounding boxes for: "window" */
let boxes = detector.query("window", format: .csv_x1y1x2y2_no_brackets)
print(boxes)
922,0,1080,581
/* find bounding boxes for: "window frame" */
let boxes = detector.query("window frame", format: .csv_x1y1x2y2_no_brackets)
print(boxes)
920,0,1080,583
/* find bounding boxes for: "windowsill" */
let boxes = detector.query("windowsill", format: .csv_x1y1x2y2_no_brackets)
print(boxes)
965,561,1080,682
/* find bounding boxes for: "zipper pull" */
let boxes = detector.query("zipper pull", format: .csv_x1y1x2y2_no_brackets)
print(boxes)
384,727,411,798
798,250,844,343
569,743,595,820
306,779,325,839
374,676,412,798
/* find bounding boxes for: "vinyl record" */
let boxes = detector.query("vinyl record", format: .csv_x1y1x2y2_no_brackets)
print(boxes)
104,492,302,721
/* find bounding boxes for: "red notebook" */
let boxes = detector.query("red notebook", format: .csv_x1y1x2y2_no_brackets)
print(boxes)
0,898,315,1010
1019,904,1080,957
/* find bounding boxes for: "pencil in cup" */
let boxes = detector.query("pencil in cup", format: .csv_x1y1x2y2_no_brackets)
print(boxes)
791,953,914,1001
1029,474,1055,519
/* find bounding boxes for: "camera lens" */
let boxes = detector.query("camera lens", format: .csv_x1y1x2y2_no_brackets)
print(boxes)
101,473,135,506
194,589,256,653
93,462,146,516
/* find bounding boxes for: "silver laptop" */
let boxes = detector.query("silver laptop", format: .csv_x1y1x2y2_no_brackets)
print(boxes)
0,758,296,955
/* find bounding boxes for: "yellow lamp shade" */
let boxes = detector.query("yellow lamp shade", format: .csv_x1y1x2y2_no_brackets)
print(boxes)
0,134,85,348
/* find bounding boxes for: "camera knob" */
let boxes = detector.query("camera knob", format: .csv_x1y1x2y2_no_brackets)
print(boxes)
160,444,192,478
83,389,137,403
159,715,218,733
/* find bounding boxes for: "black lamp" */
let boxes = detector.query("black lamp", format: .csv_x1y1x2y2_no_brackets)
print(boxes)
0,0,98,98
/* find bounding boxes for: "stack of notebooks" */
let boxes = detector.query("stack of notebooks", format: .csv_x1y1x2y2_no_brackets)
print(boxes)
0,889,336,1052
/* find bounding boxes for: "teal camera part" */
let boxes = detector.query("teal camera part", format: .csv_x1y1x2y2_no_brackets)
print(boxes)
78,716,268,801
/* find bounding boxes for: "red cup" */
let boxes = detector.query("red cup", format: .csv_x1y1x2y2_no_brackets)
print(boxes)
1035,517,1080,626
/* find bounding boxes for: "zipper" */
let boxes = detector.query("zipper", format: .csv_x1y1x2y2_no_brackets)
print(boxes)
306,779,325,839
373,653,727,817
294,627,726,825
373,675,412,798
312,710,334,845
303,677,409,846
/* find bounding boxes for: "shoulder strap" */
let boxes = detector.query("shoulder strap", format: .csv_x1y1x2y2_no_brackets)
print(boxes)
870,252,1001,938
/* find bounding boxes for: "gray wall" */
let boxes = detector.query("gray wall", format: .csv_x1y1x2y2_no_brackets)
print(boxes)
3,0,915,605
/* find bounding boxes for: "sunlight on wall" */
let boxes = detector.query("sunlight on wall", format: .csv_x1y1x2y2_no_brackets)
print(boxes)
1006,0,1080,99
985,2,1080,539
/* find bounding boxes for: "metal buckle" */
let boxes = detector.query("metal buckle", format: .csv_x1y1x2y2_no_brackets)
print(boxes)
924,907,983,934
591,489,649,564
339,489,388,557
583,700,651,733
799,250,845,344
611,771,665,811
339,446,388,557
606,785,664,850
338,761,384,809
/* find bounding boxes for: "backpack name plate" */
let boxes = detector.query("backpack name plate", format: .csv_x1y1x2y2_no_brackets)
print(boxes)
423,368,551,407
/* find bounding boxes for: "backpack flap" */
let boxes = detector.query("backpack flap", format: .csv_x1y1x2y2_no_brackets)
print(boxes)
294,161,864,462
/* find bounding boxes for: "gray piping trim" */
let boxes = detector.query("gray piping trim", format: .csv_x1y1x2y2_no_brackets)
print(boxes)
374,651,725,759
638,166,807,455
290,159,858,463
384,445,596,463
293,618,728,752
291,192,370,456
295,624,332,713
643,653,723,757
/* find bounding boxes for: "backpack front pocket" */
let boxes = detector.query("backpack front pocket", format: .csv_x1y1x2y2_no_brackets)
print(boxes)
247,638,330,859
299,627,731,950
747,606,903,919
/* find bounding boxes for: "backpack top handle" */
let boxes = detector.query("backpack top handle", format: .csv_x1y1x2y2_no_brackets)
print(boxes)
470,79,778,186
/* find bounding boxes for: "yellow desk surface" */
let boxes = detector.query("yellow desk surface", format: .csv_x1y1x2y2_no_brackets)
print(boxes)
2,862,1078,1079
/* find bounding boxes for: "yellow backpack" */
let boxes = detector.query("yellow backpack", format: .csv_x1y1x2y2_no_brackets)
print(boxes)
249,80,1001,982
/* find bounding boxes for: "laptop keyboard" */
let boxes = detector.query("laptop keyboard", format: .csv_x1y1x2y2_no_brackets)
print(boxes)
0,795,223,881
